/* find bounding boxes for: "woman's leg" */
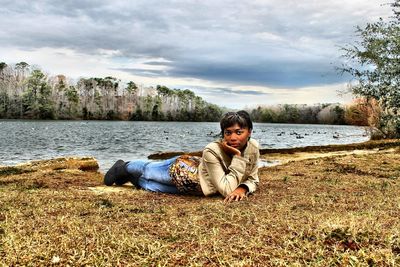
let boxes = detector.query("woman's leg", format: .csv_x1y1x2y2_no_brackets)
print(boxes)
125,156,179,193
137,178,179,194
125,159,149,180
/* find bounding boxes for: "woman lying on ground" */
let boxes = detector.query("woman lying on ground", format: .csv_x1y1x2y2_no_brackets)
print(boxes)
104,110,260,203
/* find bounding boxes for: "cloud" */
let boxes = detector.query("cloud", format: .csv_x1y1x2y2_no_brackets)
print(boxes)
188,86,269,96
186,83,353,109
121,52,347,88
117,68,167,77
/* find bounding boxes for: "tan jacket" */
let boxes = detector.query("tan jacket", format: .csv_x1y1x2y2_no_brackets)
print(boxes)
198,138,260,197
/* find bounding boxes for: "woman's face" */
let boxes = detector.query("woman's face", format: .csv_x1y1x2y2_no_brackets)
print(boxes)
223,123,251,151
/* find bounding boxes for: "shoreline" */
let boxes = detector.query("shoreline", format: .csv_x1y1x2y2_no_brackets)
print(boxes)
1,139,399,171
147,139,400,160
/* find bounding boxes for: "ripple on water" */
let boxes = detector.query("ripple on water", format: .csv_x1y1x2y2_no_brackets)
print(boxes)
95,146,109,151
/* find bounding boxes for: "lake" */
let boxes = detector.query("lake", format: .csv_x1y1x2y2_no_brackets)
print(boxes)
0,120,369,171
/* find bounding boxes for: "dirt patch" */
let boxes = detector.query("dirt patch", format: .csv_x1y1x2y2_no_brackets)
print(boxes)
89,184,135,194
0,157,102,189
261,147,398,166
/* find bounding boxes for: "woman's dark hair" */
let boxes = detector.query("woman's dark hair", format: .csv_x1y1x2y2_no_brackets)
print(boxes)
220,110,253,133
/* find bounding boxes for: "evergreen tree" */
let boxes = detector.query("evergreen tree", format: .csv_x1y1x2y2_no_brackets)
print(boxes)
22,69,54,119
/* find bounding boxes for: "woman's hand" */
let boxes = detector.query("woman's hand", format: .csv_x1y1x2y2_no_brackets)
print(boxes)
219,140,241,156
224,186,248,203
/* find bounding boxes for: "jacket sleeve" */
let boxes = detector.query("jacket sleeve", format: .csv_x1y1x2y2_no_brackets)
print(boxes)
239,149,260,195
202,148,249,197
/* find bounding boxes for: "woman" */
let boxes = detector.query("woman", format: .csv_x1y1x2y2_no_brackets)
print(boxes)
104,110,259,203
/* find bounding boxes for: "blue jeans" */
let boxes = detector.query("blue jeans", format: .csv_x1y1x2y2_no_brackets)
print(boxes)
125,156,179,194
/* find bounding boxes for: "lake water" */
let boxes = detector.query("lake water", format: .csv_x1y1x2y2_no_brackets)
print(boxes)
0,120,369,172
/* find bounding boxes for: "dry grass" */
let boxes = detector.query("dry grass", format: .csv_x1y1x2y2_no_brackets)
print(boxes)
1,148,400,266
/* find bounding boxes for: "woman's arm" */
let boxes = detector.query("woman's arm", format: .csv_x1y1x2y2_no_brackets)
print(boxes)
202,147,249,197
224,150,259,203
239,149,260,194
224,185,248,203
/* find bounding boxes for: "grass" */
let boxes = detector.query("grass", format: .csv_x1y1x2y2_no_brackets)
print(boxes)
0,147,400,266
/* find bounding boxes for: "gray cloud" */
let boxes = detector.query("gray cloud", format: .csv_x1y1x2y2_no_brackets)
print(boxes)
185,86,272,109
191,86,269,96
116,68,167,77
127,56,346,88
0,0,391,89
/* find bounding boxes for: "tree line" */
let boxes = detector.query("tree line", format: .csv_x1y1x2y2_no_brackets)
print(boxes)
249,102,373,126
0,62,224,121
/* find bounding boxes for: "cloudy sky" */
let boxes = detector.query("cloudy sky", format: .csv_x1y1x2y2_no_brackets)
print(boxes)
0,0,392,108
